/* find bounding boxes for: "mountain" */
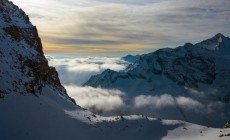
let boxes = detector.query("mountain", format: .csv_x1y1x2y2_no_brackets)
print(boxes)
0,0,75,102
122,54,141,63
0,1,229,139
84,33,230,127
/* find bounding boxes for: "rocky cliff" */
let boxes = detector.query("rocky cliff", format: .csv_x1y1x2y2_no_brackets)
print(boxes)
0,0,74,103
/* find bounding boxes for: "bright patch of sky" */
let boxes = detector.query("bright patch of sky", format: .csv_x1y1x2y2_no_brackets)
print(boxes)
12,0,230,56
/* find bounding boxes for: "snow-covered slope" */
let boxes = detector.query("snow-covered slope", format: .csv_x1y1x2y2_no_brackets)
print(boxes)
196,33,223,50
0,1,229,140
2,93,230,140
0,0,73,102
84,33,230,127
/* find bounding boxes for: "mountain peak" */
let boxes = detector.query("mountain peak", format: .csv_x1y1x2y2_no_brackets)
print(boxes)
0,0,32,28
214,33,225,38
195,33,225,50
0,0,75,104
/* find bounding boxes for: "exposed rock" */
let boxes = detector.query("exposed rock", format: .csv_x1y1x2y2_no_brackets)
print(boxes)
85,43,216,89
3,26,43,55
0,0,75,104
224,121,230,129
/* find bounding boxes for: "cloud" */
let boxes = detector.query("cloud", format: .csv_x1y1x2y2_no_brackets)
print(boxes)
134,94,175,108
47,56,129,85
134,94,205,113
95,0,163,5
206,101,224,114
184,87,206,98
12,0,230,54
65,85,125,114
46,38,129,46
45,55,228,126
176,96,205,111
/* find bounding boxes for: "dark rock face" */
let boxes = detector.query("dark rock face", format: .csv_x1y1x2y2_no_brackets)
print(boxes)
85,45,216,89
3,26,44,55
17,56,66,96
0,0,75,103
0,0,30,24
224,121,230,128
160,47,216,88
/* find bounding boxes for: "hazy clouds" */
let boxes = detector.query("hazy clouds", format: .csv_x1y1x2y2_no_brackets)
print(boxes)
47,56,128,85
47,56,128,114
134,94,175,108
47,56,225,119
134,94,205,113
12,0,230,54
65,85,125,113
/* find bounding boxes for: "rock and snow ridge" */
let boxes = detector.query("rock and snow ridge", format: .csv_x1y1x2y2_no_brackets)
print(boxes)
196,33,224,50
0,0,229,140
0,0,74,102
84,33,230,127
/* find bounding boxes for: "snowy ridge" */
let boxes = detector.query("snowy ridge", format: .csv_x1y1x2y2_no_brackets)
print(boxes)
0,1,229,140
196,33,224,50
122,54,141,63
1,92,230,140
85,33,230,127
0,0,32,28
0,0,73,101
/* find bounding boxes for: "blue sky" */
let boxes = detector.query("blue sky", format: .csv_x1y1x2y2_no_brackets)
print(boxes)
11,0,230,56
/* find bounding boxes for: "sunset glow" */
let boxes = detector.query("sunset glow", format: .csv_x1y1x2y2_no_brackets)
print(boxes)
11,0,230,55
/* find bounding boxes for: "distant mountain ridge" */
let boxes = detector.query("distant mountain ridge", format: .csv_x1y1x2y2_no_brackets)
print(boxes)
84,33,230,127
85,33,229,90
122,54,141,63
0,1,229,139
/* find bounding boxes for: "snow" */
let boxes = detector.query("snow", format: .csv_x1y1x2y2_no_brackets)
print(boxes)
196,33,224,51
1,1,230,140
1,91,230,140
0,0,32,28
84,34,230,127
1,25,229,139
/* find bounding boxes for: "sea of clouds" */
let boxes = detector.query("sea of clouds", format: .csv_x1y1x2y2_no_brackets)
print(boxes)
47,55,225,122
47,56,129,85
47,55,129,114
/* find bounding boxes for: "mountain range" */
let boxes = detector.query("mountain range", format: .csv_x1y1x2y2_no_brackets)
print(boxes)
84,33,230,127
0,0,229,139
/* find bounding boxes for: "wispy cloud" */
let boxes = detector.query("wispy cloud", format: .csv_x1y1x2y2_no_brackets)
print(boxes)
12,0,230,54
134,94,175,108
46,56,228,127
65,85,125,114
134,94,205,112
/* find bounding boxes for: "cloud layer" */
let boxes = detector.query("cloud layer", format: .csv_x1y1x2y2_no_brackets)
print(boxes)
47,56,128,85
133,94,205,113
47,56,225,119
65,85,125,114
12,0,230,54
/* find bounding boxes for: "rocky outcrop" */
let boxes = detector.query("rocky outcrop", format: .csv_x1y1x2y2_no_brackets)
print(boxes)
224,121,230,129
0,0,30,25
3,26,44,55
0,0,75,104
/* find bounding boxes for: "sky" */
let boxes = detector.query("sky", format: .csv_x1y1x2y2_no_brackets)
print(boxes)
11,0,230,56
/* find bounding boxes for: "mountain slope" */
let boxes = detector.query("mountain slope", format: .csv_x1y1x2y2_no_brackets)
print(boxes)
0,1,229,140
84,33,230,127
0,0,73,102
